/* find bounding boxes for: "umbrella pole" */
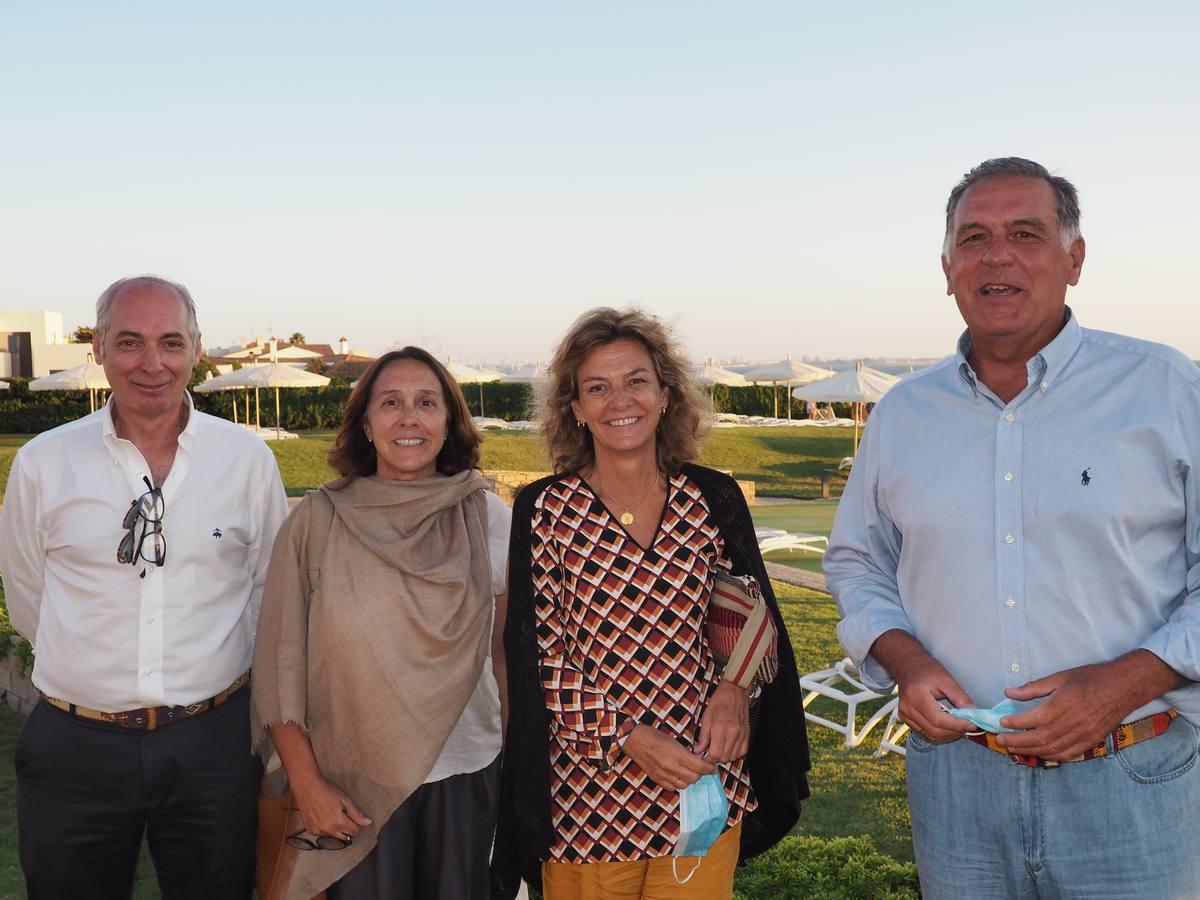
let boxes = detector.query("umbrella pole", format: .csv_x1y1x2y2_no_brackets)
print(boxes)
786,380,792,420
479,382,485,418
245,390,250,424
255,389,261,430
773,383,778,418
275,388,282,441
853,403,860,454
232,395,238,424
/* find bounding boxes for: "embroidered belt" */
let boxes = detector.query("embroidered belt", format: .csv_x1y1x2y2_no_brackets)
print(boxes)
966,709,1178,769
41,671,250,732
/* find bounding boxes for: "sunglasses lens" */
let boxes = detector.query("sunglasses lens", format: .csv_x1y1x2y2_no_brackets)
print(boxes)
122,501,141,530
117,530,136,564
315,835,350,850
285,835,315,851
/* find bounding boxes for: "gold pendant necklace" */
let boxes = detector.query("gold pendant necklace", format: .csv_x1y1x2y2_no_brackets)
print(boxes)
594,472,660,526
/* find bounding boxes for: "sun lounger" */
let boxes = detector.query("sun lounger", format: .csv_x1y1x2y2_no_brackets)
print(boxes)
755,528,828,556
798,657,903,751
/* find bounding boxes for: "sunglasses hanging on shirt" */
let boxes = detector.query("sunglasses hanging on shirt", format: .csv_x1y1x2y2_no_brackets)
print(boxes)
117,475,166,579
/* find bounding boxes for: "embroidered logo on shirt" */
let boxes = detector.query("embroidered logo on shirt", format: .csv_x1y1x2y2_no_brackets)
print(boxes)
212,528,223,539
1081,468,1092,486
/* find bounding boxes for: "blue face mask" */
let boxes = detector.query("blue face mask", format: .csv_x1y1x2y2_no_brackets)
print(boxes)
946,698,1023,734
672,772,729,884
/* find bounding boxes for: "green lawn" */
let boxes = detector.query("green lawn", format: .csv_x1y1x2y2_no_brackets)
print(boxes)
0,427,852,500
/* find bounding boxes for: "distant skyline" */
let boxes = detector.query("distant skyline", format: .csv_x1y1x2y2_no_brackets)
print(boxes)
3,3,1198,361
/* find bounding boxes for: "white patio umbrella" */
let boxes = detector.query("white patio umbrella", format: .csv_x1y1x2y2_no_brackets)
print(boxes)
690,362,748,387
446,360,503,416
0,380,9,390
192,370,252,424
743,356,834,419
792,363,900,452
218,363,330,440
28,354,111,413
499,362,547,383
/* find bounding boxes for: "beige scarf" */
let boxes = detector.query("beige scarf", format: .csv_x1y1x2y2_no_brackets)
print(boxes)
251,469,494,899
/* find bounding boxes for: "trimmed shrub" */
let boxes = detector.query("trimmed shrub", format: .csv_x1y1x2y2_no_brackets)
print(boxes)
733,835,919,900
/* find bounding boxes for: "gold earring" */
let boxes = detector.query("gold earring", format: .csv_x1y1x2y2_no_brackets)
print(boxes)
576,420,585,429
660,407,667,415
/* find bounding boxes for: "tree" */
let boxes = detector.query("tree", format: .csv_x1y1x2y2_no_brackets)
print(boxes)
72,326,94,343
289,332,306,345
189,355,220,387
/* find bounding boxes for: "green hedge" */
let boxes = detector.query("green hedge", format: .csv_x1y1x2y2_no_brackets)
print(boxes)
0,376,857,433
734,835,919,899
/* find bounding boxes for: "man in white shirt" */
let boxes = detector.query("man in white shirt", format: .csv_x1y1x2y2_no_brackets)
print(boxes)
0,275,289,899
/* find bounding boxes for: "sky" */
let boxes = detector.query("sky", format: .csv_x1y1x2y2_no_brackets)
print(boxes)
2,3,1198,365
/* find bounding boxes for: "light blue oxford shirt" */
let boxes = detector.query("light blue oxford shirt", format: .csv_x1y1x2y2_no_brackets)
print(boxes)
826,310,1200,725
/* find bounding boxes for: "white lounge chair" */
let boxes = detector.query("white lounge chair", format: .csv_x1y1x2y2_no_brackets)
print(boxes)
755,527,828,556
799,657,904,753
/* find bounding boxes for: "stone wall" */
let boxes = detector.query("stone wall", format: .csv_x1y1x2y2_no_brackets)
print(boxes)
0,640,36,716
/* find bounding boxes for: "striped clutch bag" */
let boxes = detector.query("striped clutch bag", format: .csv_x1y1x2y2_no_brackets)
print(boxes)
706,571,779,690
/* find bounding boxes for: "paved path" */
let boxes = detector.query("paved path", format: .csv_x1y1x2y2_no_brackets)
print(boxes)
763,561,828,593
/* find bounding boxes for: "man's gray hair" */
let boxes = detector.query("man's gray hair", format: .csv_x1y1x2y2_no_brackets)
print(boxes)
94,275,201,347
942,157,1081,257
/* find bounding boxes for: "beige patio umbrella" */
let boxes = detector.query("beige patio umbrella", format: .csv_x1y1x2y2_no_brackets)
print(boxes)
446,360,503,417
743,355,834,419
219,363,330,440
192,370,252,424
0,380,9,390
690,361,749,387
792,362,900,453
28,354,111,413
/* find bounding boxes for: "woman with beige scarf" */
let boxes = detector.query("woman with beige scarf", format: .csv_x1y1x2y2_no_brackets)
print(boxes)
252,347,510,899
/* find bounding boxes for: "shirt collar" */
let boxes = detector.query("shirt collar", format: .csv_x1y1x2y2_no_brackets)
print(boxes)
102,392,198,449
955,306,1083,397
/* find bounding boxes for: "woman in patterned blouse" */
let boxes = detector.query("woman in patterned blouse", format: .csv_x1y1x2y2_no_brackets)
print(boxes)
490,308,810,900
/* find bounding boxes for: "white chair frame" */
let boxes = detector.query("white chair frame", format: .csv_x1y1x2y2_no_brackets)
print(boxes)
799,657,908,756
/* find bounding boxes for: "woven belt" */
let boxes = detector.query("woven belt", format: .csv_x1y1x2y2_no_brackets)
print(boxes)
966,709,1178,769
41,671,250,732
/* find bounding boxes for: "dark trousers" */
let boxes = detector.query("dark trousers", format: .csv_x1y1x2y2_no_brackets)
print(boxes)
329,754,501,900
16,688,261,900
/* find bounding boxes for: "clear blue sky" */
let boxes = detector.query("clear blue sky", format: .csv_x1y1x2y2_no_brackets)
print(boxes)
2,3,1197,363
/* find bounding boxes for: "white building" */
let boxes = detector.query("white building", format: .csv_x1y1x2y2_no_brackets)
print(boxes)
0,310,93,378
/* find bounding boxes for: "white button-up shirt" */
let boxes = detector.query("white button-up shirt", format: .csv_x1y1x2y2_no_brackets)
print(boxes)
827,310,1200,725
0,396,288,712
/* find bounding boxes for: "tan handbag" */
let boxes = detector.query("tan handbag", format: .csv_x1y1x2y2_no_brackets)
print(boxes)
255,490,335,900
256,779,327,900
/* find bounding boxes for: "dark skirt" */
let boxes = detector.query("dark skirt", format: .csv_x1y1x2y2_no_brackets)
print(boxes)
328,754,500,900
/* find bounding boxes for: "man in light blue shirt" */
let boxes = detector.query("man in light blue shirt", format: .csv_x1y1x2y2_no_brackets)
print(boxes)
826,157,1200,898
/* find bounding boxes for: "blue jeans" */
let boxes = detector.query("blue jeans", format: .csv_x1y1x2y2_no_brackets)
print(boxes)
905,716,1200,899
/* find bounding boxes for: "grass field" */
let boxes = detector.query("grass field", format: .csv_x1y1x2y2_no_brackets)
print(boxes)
0,426,853,501
0,581,909,899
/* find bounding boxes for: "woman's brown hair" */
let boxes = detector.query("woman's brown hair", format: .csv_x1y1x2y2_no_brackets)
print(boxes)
329,347,482,479
541,307,708,475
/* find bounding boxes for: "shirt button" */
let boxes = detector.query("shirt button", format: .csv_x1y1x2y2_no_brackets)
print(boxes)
143,669,152,676
147,617,155,624
1011,662,1021,672
1004,534,1015,544
1006,596,1016,607
1041,381,1048,390
1004,472,1014,482
1005,412,1015,423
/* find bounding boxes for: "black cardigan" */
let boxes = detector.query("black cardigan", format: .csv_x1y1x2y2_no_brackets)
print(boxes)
489,464,811,899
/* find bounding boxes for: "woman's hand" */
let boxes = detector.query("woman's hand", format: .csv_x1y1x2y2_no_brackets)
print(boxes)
269,722,373,841
622,724,716,791
291,773,373,841
695,680,750,763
